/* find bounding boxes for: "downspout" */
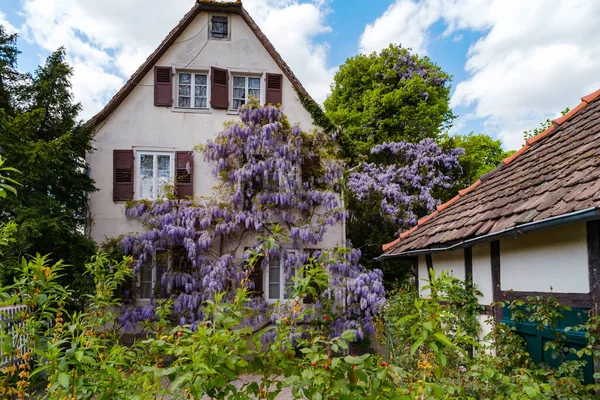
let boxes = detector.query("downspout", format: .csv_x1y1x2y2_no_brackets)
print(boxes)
375,206,600,261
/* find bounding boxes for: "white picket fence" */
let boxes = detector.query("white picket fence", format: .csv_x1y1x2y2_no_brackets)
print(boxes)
0,305,28,367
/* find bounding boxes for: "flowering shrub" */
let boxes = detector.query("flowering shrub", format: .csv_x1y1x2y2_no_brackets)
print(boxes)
348,139,463,229
120,103,385,337
1,249,600,399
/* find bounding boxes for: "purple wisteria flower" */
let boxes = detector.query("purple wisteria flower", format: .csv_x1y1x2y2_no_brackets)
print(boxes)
348,139,463,232
119,104,385,336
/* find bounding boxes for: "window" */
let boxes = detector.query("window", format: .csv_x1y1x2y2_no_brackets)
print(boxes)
265,252,295,303
139,250,169,300
232,76,261,110
210,15,229,39
178,72,208,108
137,152,174,200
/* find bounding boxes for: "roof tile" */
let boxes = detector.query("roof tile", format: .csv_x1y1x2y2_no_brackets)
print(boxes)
385,91,600,256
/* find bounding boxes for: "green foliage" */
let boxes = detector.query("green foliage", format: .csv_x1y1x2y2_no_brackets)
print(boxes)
2,249,600,398
295,89,335,133
438,132,514,195
324,44,454,163
0,26,19,115
0,41,97,296
382,273,599,399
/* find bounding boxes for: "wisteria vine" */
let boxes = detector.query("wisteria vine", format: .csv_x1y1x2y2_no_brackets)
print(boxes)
120,104,385,338
347,139,463,230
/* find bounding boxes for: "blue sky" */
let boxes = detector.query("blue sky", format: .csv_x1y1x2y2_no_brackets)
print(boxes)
2,0,600,150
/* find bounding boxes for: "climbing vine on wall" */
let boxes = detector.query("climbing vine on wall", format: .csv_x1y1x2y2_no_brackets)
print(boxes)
120,103,385,338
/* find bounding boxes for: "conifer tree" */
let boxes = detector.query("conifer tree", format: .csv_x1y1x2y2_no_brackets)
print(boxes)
0,42,97,296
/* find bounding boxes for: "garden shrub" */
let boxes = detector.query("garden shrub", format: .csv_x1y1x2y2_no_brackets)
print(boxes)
1,250,600,399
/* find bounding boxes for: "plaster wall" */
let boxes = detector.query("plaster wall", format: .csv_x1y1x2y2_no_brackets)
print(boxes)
417,255,429,296
87,12,342,248
472,242,493,305
500,223,589,293
431,248,465,281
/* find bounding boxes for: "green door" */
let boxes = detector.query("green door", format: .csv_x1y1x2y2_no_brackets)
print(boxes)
502,307,594,383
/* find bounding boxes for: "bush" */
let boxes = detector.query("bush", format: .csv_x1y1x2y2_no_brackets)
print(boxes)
1,253,599,399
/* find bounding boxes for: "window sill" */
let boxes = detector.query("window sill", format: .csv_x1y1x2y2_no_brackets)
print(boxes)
226,110,241,116
171,107,212,114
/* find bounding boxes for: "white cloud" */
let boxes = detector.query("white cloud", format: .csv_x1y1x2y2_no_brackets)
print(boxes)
17,0,334,119
359,0,600,149
0,11,18,34
244,0,335,103
359,0,441,55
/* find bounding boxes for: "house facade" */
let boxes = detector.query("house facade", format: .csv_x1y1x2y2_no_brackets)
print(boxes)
86,1,344,303
379,87,600,381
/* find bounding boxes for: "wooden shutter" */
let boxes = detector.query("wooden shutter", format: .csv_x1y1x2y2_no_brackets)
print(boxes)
248,256,264,298
265,73,283,105
113,150,134,201
211,67,229,109
175,151,193,199
302,154,321,183
154,66,172,107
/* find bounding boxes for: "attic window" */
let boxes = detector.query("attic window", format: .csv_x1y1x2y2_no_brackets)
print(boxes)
210,16,229,39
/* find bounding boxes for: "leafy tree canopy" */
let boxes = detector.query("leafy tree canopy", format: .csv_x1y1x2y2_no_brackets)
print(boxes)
438,132,514,193
324,44,454,163
0,33,97,294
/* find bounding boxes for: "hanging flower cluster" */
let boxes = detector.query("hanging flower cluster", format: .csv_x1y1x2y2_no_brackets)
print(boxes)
347,139,463,230
120,104,384,337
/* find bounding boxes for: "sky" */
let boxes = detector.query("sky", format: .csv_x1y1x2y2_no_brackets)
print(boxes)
1,0,600,150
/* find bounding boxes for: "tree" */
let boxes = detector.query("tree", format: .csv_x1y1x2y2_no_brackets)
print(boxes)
0,46,97,294
0,26,20,115
438,132,514,192
324,44,454,163
346,140,463,282
121,104,385,339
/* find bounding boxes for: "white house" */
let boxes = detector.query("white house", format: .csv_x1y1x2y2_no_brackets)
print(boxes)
378,87,600,381
86,1,343,303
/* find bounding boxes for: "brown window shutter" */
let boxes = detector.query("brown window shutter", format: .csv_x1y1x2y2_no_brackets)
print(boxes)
113,150,134,201
302,154,321,183
211,67,229,109
265,73,283,105
154,66,172,107
175,151,193,199
248,256,264,298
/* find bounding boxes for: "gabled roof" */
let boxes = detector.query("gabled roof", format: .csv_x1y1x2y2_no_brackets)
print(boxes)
86,1,326,128
381,87,600,258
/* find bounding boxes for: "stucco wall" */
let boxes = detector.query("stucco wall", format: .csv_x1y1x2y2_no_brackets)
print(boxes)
417,255,428,296
472,242,492,305
432,249,465,281
500,222,589,293
87,12,343,248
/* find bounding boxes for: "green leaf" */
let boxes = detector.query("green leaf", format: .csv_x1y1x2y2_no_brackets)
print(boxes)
433,331,453,347
410,337,426,355
58,372,69,389
341,330,356,342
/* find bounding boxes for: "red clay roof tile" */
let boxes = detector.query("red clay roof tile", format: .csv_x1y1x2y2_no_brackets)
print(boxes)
553,101,587,125
526,125,555,145
503,145,530,165
382,87,600,256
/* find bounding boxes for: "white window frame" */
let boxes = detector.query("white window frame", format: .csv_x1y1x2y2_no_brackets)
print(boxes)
231,75,263,111
208,14,230,40
176,71,209,109
138,250,171,302
136,151,174,200
265,250,296,303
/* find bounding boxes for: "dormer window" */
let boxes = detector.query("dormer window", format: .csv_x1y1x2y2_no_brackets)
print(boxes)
210,15,229,40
